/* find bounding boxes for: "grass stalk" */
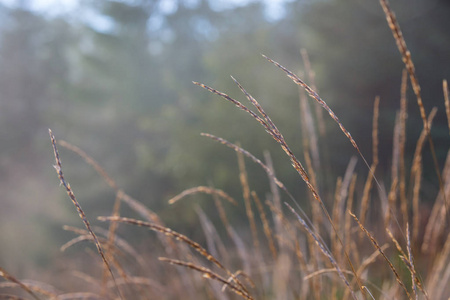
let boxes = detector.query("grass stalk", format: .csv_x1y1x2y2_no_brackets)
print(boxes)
237,149,260,261
98,216,249,296
195,72,364,296
286,203,357,300
379,0,448,227
168,186,238,206
350,211,411,299
0,267,41,300
48,129,123,300
158,258,253,300
399,69,409,228
251,191,277,260
359,97,379,236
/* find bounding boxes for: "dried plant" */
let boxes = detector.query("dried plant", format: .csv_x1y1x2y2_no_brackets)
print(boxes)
1,1,448,299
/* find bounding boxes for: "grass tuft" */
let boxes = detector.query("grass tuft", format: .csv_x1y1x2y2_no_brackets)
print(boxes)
1,1,448,299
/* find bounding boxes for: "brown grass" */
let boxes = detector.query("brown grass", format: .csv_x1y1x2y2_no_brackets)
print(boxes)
49,129,124,300
1,1,449,299
379,0,448,226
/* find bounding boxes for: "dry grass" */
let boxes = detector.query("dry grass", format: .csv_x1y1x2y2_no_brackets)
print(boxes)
1,0,449,299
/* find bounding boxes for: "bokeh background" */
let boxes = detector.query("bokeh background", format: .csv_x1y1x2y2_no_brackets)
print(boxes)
0,0,449,278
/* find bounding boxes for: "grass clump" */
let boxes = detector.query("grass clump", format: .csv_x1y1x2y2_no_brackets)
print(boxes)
1,0,449,299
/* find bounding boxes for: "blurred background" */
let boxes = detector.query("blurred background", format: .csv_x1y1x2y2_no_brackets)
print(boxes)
0,0,449,278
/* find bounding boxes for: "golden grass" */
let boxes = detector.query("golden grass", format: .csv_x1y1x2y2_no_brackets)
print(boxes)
1,0,449,299
350,211,411,299
49,129,124,300
380,0,448,226
168,186,238,206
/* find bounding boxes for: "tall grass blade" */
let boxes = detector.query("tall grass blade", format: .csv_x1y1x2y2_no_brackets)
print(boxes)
350,211,412,299
196,78,365,295
98,216,249,296
48,129,123,300
158,258,253,300
379,0,448,226
286,203,357,300
0,267,41,300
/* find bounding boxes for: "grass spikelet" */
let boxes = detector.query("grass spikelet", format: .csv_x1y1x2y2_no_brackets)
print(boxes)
227,271,255,290
230,75,280,135
385,226,427,297
405,224,419,300
193,82,272,136
196,76,364,295
262,54,355,145
262,54,377,182
168,186,237,205
195,80,310,190
58,140,163,226
201,132,310,253
300,48,326,138
97,216,224,269
379,0,448,226
201,133,316,253
379,0,417,91
48,129,123,300
386,228,407,259
349,211,412,299
97,216,248,294
158,258,253,300
298,89,323,232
